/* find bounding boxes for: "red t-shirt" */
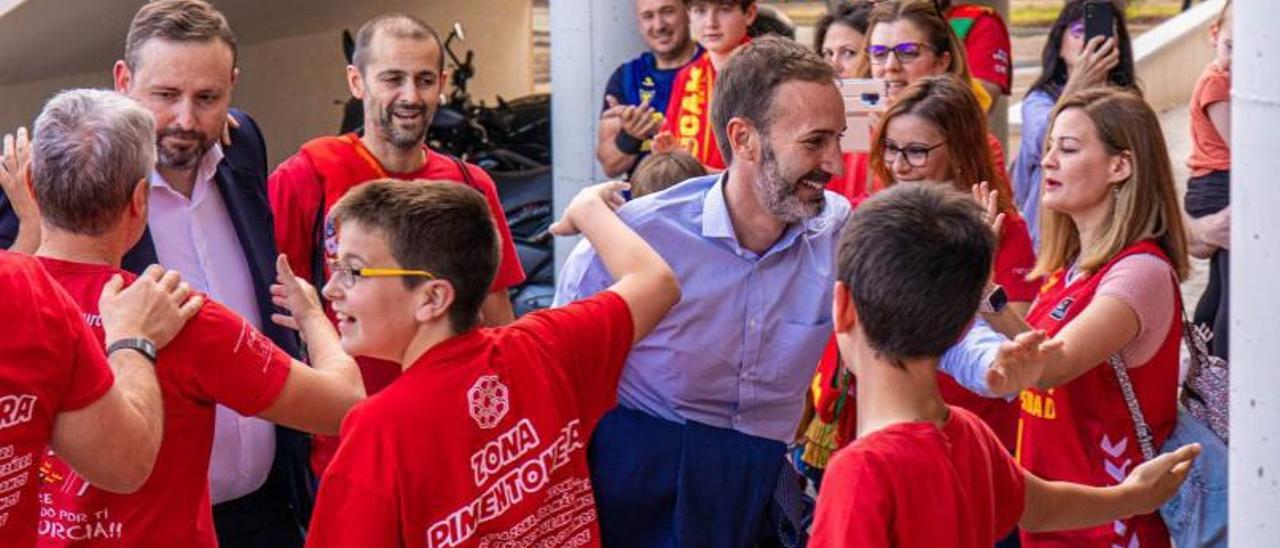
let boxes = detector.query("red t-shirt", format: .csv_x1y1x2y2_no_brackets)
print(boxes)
949,5,1012,95
810,406,1026,548
306,292,633,548
1187,64,1231,177
270,142,527,475
35,257,293,548
0,253,114,546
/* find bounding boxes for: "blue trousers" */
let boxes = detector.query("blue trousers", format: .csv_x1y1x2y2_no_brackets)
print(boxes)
588,407,803,548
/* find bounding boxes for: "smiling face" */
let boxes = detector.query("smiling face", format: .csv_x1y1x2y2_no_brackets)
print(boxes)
1040,107,1130,223
349,32,445,152
321,220,427,361
882,113,951,183
689,1,756,55
821,22,865,78
638,0,692,57
751,80,846,222
868,19,950,99
116,38,235,172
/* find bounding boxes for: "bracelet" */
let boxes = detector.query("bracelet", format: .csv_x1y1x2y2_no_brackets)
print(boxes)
107,337,158,364
614,131,644,155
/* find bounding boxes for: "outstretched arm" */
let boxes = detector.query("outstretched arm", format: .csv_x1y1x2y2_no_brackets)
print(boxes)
1020,444,1201,532
549,182,680,343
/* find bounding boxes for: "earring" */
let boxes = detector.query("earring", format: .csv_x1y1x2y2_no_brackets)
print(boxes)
1112,185,1121,195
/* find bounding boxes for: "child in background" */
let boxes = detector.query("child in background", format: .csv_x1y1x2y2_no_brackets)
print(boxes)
630,150,708,198
809,183,1200,548
1185,0,1232,358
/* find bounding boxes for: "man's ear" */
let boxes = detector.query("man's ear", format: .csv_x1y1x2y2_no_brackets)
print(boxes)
832,280,858,335
231,66,240,88
414,279,457,326
726,117,758,164
130,177,149,219
112,60,132,94
346,65,366,100
744,3,758,26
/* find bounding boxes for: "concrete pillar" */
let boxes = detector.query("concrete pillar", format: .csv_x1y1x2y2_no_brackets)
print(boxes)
1231,0,1280,543
548,0,645,273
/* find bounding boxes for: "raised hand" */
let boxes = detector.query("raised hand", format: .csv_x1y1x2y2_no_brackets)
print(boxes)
100,265,204,349
549,181,630,237
270,254,324,332
971,181,1005,239
985,330,1064,396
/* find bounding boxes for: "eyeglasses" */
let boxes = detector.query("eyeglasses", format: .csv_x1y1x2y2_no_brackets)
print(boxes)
866,42,929,65
881,140,946,168
327,259,436,289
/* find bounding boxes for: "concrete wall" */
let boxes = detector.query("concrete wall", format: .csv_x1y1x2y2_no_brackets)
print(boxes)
0,0,534,169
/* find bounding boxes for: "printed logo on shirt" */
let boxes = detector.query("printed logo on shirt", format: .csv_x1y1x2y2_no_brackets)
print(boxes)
1049,297,1074,321
467,376,510,430
0,395,37,431
233,319,277,373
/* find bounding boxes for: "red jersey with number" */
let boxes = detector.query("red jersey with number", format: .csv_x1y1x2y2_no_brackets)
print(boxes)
270,135,526,476
35,257,292,548
0,253,114,546
1017,241,1179,548
306,292,633,548
810,406,1026,547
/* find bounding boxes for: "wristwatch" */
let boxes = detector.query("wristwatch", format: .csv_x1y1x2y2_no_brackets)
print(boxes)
107,337,158,364
980,285,1008,315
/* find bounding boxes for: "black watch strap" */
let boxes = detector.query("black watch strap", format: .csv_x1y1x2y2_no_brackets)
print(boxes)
107,337,158,364
614,130,644,155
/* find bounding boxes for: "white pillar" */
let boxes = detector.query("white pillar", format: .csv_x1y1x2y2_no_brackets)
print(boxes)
1231,0,1280,543
548,0,645,273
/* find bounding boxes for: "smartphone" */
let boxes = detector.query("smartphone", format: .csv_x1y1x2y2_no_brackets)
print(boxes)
1084,0,1116,42
837,78,889,153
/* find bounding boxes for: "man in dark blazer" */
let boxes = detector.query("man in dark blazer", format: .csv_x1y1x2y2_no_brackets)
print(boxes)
0,1,314,545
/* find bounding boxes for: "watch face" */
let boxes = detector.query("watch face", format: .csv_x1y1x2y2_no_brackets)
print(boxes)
991,287,1008,310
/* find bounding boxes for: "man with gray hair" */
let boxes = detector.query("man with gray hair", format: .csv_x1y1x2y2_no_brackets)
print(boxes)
27,87,365,547
0,89,201,545
0,2,323,545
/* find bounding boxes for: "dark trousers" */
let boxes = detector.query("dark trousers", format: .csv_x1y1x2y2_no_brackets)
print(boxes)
588,407,804,548
213,480,305,548
1186,170,1230,360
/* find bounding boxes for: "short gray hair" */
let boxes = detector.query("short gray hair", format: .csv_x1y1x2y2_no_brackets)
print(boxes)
32,89,157,235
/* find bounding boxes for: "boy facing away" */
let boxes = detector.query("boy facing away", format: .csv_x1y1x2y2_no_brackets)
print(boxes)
810,183,1199,547
304,180,679,547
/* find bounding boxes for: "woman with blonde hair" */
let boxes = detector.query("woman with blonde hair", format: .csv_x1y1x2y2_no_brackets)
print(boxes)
981,87,1189,548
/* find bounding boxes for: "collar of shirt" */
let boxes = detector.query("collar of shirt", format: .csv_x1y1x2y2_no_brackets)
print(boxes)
700,172,828,260
149,143,226,206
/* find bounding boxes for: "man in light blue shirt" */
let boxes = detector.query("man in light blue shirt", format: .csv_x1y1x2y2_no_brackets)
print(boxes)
557,37,1045,547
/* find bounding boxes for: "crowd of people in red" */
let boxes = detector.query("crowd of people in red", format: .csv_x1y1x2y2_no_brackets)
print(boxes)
0,0,1230,546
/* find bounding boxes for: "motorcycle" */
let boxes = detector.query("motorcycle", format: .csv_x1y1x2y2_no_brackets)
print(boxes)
339,23,555,317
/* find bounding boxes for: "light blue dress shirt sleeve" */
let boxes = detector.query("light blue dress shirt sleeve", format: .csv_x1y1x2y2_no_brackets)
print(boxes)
939,318,1010,400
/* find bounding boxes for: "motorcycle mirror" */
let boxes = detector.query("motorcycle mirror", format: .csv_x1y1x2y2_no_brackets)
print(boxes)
453,22,466,42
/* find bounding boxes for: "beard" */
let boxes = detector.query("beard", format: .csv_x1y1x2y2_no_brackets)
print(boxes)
754,142,830,223
373,99,430,151
156,127,214,171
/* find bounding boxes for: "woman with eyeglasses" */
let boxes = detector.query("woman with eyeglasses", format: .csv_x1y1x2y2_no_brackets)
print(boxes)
828,0,1012,206
1011,0,1136,249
